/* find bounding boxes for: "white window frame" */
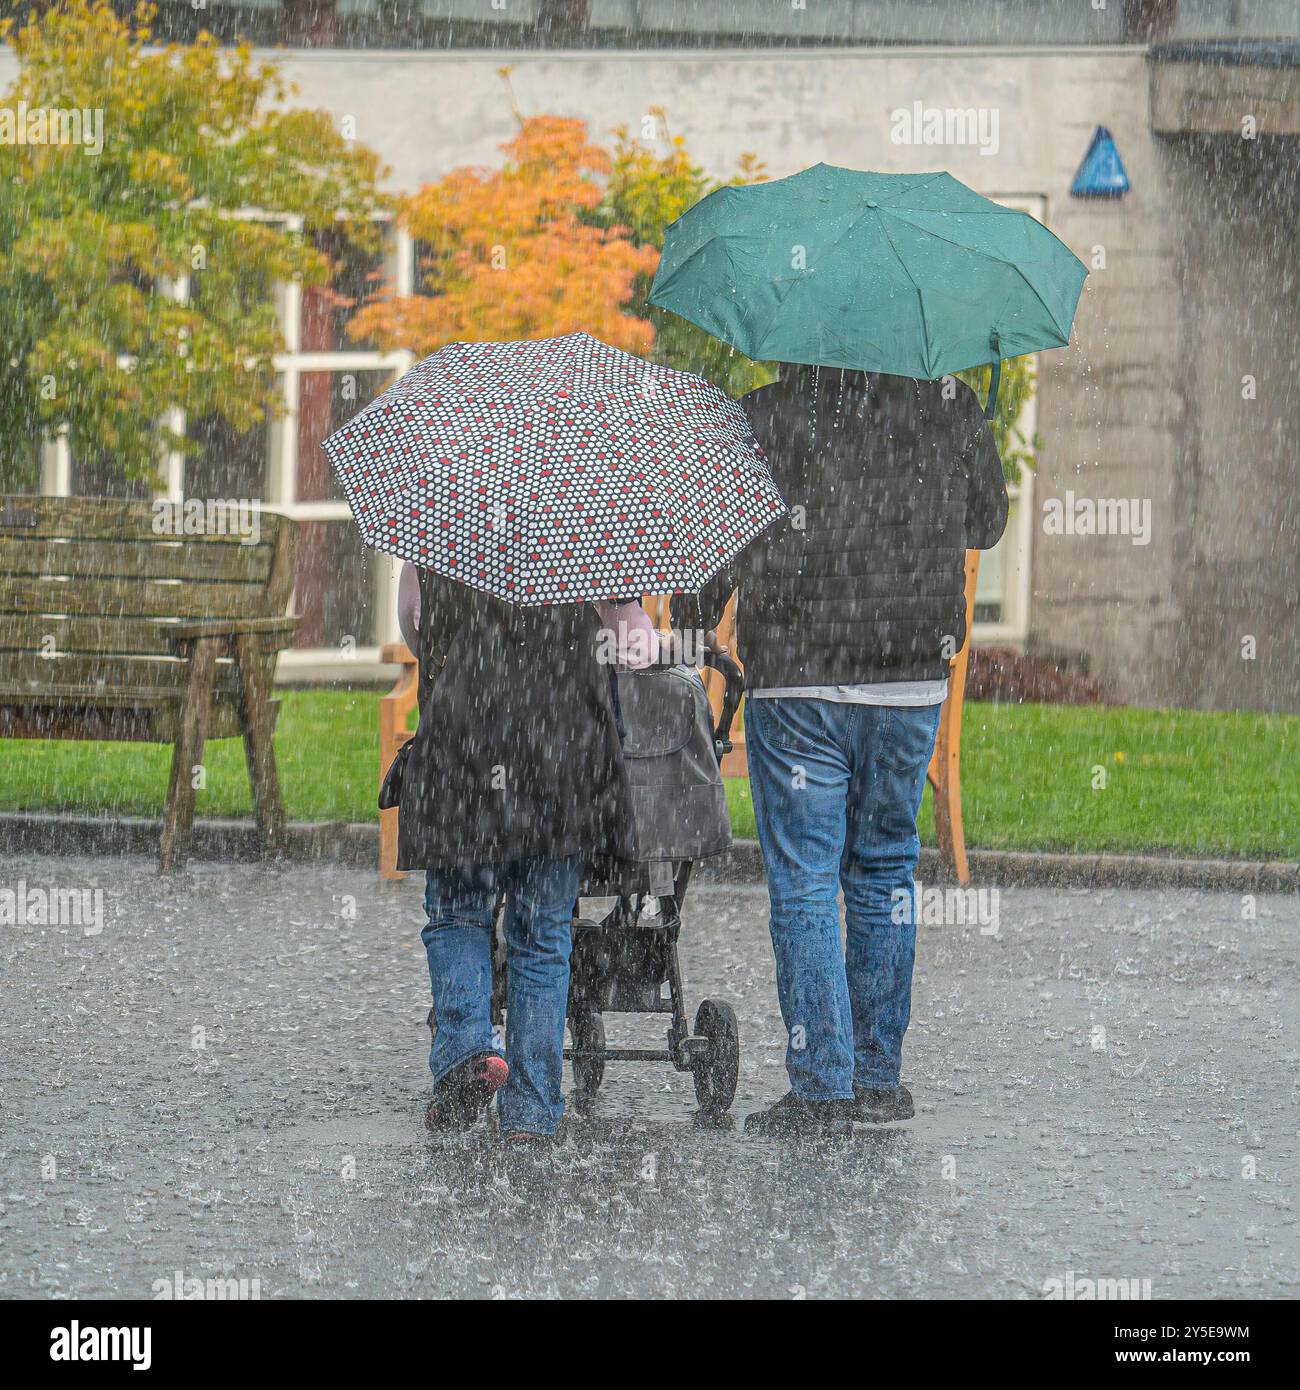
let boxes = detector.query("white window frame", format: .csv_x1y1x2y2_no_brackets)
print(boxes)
258,212,415,678
970,193,1044,649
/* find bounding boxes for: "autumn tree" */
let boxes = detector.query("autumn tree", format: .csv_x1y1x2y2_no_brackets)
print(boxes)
599,112,775,399
0,0,389,489
350,114,656,355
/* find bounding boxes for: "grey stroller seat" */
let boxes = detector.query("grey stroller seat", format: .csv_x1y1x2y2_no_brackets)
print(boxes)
585,660,731,897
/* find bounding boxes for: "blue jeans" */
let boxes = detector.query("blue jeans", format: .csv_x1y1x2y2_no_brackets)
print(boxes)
745,697,942,1099
422,855,582,1136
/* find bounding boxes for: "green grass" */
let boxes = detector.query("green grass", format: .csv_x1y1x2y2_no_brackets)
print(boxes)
729,702,1298,859
1,693,1296,860
0,690,384,826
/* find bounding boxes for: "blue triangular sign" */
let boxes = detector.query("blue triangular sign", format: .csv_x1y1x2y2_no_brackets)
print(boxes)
1071,125,1129,198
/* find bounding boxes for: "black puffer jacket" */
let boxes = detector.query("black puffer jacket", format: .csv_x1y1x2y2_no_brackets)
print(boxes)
675,368,1009,687
397,570,633,871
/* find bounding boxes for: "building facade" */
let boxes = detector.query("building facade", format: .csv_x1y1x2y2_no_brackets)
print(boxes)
3,2,1296,708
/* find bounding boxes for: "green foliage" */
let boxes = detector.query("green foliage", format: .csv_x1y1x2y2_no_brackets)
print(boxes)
598,114,777,400
0,1,389,489
957,354,1039,485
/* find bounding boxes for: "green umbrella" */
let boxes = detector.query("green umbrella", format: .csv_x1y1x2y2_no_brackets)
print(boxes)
648,164,1087,416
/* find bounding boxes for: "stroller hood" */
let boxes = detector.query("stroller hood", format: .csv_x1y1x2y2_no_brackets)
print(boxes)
615,664,732,863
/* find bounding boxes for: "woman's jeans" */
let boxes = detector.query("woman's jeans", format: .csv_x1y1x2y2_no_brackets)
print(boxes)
745,697,942,1100
423,855,583,1136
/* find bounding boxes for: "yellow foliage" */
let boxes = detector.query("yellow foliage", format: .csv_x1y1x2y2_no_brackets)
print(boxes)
351,117,657,356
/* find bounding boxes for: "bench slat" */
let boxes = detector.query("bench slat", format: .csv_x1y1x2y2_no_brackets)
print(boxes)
0,576,272,619
0,616,192,656
0,497,284,545
0,650,243,695
0,537,275,583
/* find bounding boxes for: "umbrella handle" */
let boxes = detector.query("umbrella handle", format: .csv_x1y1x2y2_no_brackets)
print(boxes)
984,331,1002,420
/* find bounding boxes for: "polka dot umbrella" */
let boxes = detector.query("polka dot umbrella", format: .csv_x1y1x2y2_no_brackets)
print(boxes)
322,332,786,605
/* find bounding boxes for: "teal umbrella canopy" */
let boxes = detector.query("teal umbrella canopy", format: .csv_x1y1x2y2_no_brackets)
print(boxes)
648,165,1087,381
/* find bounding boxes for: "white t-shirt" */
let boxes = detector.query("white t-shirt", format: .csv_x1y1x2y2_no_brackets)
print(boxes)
749,679,949,707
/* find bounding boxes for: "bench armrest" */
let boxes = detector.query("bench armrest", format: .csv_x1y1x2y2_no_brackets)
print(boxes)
380,643,419,723
380,642,417,667
168,617,300,648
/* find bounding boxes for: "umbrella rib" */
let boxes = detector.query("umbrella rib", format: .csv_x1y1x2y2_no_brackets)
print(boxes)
648,230,718,298
873,215,933,374
752,205,920,363
649,227,773,357
875,170,949,208
648,189,739,302
883,210,1082,339
727,235,801,363
888,204,1090,267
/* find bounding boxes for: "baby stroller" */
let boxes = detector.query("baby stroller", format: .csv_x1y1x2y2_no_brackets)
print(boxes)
427,648,746,1119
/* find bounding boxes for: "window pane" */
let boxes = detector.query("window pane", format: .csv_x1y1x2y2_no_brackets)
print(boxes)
0,445,43,494
122,0,1140,47
185,414,270,502
312,231,393,353
292,518,378,650
68,448,155,500
973,495,1018,627
296,369,393,503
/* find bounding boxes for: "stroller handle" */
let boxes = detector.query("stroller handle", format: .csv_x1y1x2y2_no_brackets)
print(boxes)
703,649,745,763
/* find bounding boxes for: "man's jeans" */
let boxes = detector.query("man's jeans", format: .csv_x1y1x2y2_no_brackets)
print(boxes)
423,855,582,1136
745,697,942,1099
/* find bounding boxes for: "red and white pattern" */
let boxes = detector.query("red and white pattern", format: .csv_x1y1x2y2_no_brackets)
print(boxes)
322,332,786,605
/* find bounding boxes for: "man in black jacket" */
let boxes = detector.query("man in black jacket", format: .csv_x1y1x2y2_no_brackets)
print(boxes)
676,366,1008,1136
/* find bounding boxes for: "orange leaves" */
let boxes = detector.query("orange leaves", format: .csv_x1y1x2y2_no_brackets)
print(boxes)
351,116,656,358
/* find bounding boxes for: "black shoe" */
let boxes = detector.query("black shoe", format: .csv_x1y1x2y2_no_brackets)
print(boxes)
424,1053,509,1133
851,1083,914,1124
743,1091,856,1138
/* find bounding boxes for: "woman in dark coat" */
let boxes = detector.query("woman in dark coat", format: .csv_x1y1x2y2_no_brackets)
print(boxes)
397,564,632,1143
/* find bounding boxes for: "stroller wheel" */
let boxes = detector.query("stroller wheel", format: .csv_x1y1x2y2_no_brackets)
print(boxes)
691,999,740,1115
570,1006,606,1097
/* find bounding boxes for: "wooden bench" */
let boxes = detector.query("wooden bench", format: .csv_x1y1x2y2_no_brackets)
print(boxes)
0,496,300,871
377,553,980,882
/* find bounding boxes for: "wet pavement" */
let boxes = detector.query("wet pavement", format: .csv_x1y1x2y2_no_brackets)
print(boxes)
0,853,1296,1300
